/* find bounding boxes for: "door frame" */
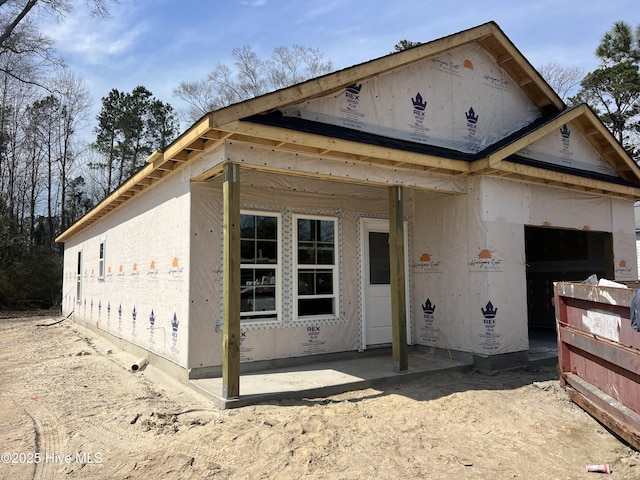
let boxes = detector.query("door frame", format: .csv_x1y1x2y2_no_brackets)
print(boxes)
359,217,411,349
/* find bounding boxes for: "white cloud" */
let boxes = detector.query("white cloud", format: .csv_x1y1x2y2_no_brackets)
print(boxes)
41,2,149,65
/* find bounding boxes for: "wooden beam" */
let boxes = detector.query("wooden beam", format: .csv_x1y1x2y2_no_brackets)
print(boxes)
389,185,408,372
493,161,640,198
191,164,224,182
221,120,472,173
222,163,241,399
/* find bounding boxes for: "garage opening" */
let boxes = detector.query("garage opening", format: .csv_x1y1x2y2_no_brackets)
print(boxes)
524,226,614,335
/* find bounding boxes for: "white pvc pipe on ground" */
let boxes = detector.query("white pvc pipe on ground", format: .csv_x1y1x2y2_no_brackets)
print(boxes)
131,358,148,372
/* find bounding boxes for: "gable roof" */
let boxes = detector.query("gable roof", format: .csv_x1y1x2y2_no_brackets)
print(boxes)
56,21,640,243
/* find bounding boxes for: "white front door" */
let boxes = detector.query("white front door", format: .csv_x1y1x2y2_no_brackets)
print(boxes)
362,218,410,347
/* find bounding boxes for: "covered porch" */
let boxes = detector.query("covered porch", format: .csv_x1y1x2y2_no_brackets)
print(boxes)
189,342,557,409
217,162,418,399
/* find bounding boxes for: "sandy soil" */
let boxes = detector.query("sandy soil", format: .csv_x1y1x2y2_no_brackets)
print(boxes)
1,314,639,480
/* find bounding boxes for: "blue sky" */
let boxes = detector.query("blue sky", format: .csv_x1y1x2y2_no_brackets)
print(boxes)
42,0,640,132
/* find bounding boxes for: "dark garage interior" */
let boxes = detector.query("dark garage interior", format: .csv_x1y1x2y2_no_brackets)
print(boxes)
524,225,614,331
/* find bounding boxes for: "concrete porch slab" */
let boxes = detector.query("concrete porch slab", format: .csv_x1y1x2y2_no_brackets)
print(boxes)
189,353,473,409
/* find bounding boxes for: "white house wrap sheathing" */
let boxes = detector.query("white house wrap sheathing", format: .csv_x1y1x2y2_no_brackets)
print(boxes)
62,139,639,373
411,176,638,357
612,197,638,279
518,121,618,177
282,43,540,155
62,168,192,367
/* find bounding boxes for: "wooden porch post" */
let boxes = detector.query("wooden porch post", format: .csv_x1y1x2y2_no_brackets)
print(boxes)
223,163,241,398
389,185,408,372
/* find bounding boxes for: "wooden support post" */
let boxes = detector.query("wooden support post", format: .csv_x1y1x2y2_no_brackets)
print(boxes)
222,163,241,398
389,185,408,372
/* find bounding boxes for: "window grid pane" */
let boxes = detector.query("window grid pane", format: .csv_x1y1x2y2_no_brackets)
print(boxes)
298,269,333,295
240,212,279,321
296,217,337,318
297,219,335,266
241,214,278,264
241,268,276,314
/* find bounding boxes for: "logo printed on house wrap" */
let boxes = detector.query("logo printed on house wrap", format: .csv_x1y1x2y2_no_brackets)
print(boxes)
468,248,503,272
466,107,478,136
345,83,362,110
149,310,155,346
615,259,633,279
430,56,462,76
414,252,443,273
339,83,366,129
420,298,438,344
479,301,502,352
169,257,183,280
412,92,427,124
239,330,254,362
131,306,137,338
560,124,571,150
170,313,179,354
147,260,159,279
303,326,327,354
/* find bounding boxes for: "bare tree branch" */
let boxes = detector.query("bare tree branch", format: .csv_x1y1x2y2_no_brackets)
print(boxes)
174,44,333,124
538,62,584,102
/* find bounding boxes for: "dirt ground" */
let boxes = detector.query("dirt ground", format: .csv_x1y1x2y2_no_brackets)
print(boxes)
1,314,639,480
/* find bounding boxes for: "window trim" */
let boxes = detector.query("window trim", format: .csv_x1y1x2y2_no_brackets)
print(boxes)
293,214,340,321
98,236,106,281
76,247,83,304
239,210,281,323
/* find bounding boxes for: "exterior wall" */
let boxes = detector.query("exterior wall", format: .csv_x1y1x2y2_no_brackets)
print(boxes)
62,170,192,368
612,197,638,280
410,188,474,354
409,176,529,357
410,176,638,359
188,149,415,370
60,143,638,376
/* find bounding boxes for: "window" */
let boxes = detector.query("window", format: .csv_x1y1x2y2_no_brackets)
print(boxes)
295,216,338,318
76,249,82,303
98,238,106,281
240,212,279,321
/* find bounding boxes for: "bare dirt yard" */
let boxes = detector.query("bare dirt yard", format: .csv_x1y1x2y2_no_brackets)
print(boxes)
1,313,639,480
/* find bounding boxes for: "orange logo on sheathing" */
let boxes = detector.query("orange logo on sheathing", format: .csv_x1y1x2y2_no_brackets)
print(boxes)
414,252,442,273
469,247,503,272
478,249,492,259
169,256,183,279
